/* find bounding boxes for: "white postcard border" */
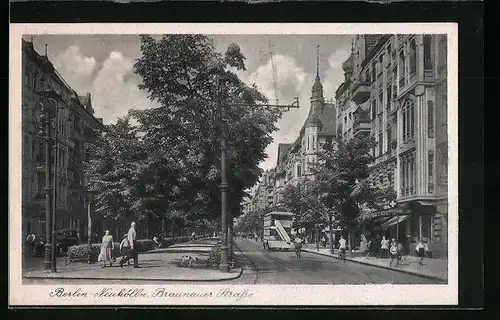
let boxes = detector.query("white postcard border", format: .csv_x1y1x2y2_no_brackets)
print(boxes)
9,23,458,306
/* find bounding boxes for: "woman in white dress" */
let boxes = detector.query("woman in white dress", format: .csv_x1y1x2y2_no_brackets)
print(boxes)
98,230,114,268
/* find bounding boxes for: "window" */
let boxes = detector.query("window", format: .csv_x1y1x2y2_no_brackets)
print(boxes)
387,127,392,152
23,135,28,157
387,43,392,56
365,71,371,84
40,76,46,91
312,136,316,150
307,137,310,150
409,39,417,75
378,133,383,156
400,151,416,196
428,100,435,138
344,116,347,124
387,86,392,110
378,92,383,113
32,137,36,160
379,54,384,72
438,36,447,70
428,150,434,192
349,112,352,120
371,100,377,120
24,66,30,86
372,62,377,83
32,71,37,90
402,100,415,141
424,35,433,70
297,165,302,177
399,51,405,87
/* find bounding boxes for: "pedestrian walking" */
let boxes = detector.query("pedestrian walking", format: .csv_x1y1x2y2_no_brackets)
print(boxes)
26,233,36,253
120,222,138,268
365,238,373,258
397,241,404,264
35,236,45,257
389,241,398,266
294,235,303,259
339,235,347,262
415,239,429,265
119,234,131,266
380,236,389,258
98,230,114,268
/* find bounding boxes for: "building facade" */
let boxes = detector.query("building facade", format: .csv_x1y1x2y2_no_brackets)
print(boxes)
336,34,448,258
22,38,104,240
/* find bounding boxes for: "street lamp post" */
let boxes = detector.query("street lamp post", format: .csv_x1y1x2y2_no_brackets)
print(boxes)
39,97,58,272
389,200,398,240
217,76,300,272
85,189,93,264
218,80,230,272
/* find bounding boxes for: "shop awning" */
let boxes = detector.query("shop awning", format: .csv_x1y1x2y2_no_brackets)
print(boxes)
381,214,411,229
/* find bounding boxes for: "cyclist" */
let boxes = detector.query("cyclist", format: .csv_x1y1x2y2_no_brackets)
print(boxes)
338,235,347,262
294,235,303,259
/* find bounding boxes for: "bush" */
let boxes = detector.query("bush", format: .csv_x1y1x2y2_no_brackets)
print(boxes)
67,242,121,262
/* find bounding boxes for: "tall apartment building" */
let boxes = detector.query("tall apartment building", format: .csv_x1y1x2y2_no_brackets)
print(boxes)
336,34,448,258
22,38,104,239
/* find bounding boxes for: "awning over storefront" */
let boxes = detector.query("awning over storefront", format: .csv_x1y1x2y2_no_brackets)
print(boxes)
358,207,405,222
381,214,411,229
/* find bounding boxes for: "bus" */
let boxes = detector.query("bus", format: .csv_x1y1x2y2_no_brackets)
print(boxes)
263,211,294,251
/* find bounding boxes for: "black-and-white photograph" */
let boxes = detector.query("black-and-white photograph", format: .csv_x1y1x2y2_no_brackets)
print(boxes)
10,24,457,306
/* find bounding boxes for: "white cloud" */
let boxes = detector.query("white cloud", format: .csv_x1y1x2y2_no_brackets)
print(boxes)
53,46,97,93
243,54,314,170
91,51,158,124
244,46,352,171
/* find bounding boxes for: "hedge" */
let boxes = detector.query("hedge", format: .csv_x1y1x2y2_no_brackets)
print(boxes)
66,236,192,263
67,242,121,263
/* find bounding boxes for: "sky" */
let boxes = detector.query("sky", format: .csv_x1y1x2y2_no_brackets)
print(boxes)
26,34,353,171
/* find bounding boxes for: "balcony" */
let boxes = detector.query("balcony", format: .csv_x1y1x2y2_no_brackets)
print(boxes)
351,80,371,104
353,120,371,136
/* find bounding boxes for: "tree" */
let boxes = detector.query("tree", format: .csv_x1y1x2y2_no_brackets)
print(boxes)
84,117,145,225
281,179,325,232
131,35,282,229
311,134,396,251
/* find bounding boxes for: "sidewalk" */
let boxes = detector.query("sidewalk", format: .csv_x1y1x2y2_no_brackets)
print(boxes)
302,247,448,282
23,239,242,282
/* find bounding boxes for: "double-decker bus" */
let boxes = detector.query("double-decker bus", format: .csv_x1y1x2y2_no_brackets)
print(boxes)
262,211,294,251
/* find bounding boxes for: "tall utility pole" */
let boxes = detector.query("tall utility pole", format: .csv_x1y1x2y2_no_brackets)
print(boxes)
217,77,300,272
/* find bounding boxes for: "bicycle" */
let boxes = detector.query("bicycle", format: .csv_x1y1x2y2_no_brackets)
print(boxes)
339,248,347,262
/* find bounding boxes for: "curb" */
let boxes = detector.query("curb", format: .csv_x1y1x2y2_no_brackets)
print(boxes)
302,249,447,282
23,267,243,282
147,248,213,254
